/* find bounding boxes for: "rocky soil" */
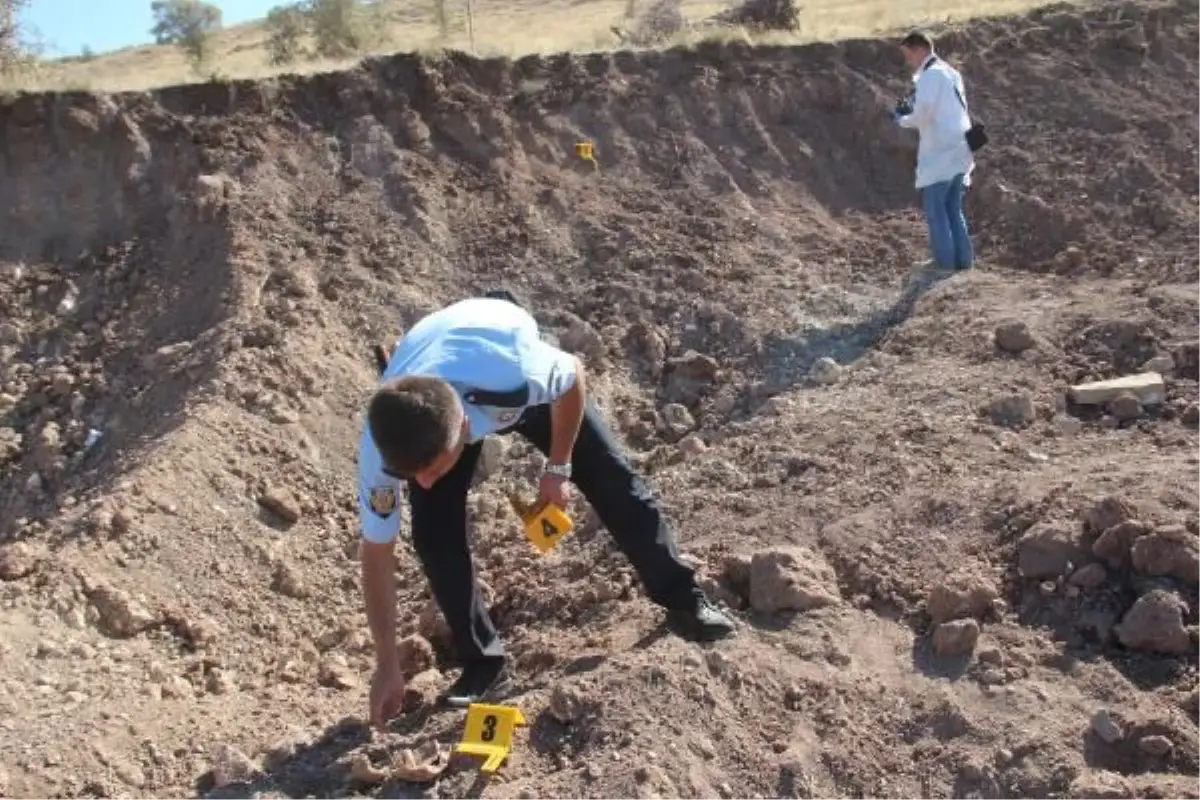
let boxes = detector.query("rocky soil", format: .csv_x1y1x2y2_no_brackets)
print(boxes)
0,0,1197,797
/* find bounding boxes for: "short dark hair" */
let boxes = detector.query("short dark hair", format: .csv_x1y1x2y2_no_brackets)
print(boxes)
901,31,934,51
368,376,461,476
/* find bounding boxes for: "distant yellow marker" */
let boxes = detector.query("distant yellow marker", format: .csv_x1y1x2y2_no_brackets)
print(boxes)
575,140,598,169
454,703,526,774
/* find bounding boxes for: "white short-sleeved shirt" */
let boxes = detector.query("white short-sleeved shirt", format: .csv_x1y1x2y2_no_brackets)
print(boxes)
357,298,579,544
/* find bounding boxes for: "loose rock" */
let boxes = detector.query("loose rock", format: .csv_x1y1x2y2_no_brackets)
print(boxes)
1113,590,1191,655
396,634,434,678
1108,392,1143,422
548,684,589,724
272,561,309,599
932,619,980,658
1138,734,1173,757
994,321,1036,354
1068,562,1108,589
85,582,160,638
1084,495,1139,535
1067,769,1133,799
660,403,696,439
748,547,840,614
809,357,842,385
1090,709,1125,744
1130,525,1198,585
1093,519,1152,568
927,576,999,624
1018,522,1087,579
988,393,1036,428
0,543,38,580
209,744,259,789
258,486,302,524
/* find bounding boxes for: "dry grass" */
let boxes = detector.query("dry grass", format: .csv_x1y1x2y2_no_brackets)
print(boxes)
13,0,1066,93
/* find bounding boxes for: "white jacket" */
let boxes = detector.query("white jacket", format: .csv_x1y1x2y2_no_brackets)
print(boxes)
898,55,975,190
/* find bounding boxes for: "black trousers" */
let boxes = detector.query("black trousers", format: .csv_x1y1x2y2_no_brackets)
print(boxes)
408,402,697,664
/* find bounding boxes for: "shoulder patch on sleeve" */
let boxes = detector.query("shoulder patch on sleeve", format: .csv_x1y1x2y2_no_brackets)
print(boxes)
367,486,397,517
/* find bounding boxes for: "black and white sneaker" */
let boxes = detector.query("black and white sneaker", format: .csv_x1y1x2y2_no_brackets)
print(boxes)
666,591,737,642
437,659,514,709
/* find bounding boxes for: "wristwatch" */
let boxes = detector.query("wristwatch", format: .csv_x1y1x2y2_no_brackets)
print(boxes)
544,461,572,480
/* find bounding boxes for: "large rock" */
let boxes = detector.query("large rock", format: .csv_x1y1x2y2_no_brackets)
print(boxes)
1093,519,1152,568
1113,590,1191,655
1067,770,1133,799
1018,522,1088,579
663,351,720,405
926,575,999,624
748,547,840,614
1130,525,1198,585
932,619,980,658
1083,495,1138,535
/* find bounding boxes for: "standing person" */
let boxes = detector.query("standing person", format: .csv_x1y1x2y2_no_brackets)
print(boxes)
892,31,976,271
357,292,736,730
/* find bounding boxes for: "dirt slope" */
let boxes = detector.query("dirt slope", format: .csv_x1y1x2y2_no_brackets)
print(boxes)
0,0,1197,798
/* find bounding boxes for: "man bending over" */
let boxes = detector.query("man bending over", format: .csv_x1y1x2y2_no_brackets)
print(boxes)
357,293,736,729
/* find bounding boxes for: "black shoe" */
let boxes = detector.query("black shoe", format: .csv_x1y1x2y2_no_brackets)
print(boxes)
666,591,737,642
437,659,513,708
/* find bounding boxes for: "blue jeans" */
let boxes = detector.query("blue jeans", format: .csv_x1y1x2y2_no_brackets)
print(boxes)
921,174,973,269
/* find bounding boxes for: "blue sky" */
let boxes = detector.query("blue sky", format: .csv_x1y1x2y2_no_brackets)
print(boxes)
21,0,281,57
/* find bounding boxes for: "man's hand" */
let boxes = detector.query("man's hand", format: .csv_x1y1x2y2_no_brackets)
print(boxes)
369,663,406,731
538,472,570,509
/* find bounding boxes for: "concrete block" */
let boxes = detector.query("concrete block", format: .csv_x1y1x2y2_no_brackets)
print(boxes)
1069,373,1166,406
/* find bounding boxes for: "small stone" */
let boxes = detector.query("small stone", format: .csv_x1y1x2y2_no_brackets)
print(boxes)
85,582,159,638
1067,770,1133,799
932,618,980,658
318,657,358,690
988,393,1036,428
1108,392,1143,422
1090,710,1124,744
258,486,301,524
1137,734,1173,757
272,562,308,599
809,357,842,385
209,744,259,788
994,321,1036,354
0,543,38,580
1069,562,1108,588
660,403,695,440
678,434,707,456
402,669,443,711
548,684,588,724
395,634,434,678
1182,403,1200,428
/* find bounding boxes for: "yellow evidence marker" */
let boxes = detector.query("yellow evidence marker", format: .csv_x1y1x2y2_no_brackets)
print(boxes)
508,492,574,554
575,140,598,169
454,703,527,774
